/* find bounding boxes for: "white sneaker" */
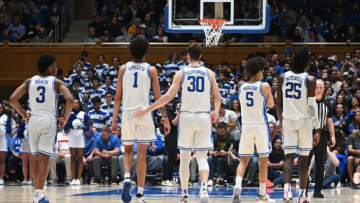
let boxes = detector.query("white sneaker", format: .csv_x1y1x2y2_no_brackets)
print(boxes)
70,179,76,185
179,195,189,203
283,190,293,201
75,179,81,185
21,180,27,185
199,189,209,203
27,180,33,185
256,194,276,203
162,180,174,187
207,180,213,187
232,185,241,203
0,178,4,185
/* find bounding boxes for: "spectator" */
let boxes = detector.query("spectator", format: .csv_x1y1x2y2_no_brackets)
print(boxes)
8,15,25,42
268,137,284,187
229,99,241,141
345,26,360,42
69,62,86,86
28,6,45,26
82,121,100,184
80,50,92,69
163,52,179,81
101,92,121,126
73,78,85,102
84,68,96,90
94,55,109,82
347,129,360,188
115,26,131,42
88,14,106,37
153,26,168,43
7,134,22,182
209,122,235,185
83,27,99,43
107,16,122,38
105,56,121,79
304,28,326,42
93,126,120,184
349,111,360,134
144,13,156,36
89,96,111,132
347,4,360,26
100,75,116,95
0,27,12,42
0,103,11,185
18,110,32,185
101,30,115,42
217,103,238,140
176,51,188,70
88,77,106,102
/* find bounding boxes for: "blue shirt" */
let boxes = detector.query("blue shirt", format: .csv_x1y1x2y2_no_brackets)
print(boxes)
163,61,179,81
100,84,116,94
94,134,120,151
84,131,100,156
10,135,22,154
89,109,111,132
64,110,91,132
94,63,109,82
147,134,164,155
105,66,120,79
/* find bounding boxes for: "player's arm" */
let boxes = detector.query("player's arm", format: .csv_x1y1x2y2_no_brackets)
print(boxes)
149,66,170,135
209,70,222,120
348,145,360,155
10,79,30,120
276,75,284,127
262,82,275,108
56,79,74,126
134,71,182,118
111,65,125,133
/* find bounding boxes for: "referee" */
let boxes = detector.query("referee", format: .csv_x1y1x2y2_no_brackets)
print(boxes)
307,79,336,198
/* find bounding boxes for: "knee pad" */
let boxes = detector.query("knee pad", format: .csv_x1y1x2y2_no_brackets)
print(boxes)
196,151,209,171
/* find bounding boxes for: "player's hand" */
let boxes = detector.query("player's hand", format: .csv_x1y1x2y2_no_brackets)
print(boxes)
330,135,336,148
133,107,149,118
87,155,93,161
150,144,157,152
163,117,171,135
111,123,119,135
211,111,218,123
313,132,320,147
60,119,68,130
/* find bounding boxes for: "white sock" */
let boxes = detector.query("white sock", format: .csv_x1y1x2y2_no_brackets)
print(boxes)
35,189,44,200
182,189,189,197
299,189,305,197
137,186,144,195
259,183,266,196
124,173,131,181
284,183,291,193
201,181,207,191
235,176,243,187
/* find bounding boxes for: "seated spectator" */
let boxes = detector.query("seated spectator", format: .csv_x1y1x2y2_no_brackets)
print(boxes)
217,103,238,140
100,75,116,94
105,56,121,79
69,62,86,87
107,16,122,38
347,130,360,188
88,78,106,102
115,26,131,42
268,137,284,187
0,27,12,42
6,134,22,182
83,27,99,43
88,14,106,37
49,118,71,184
144,13,156,36
163,52,179,82
94,55,109,82
83,69,96,90
93,126,120,184
8,15,25,42
89,96,111,132
145,133,164,174
153,26,168,43
101,92,121,126
28,7,45,26
208,122,235,185
82,122,100,184
101,30,115,42
348,111,360,134
304,28,325,42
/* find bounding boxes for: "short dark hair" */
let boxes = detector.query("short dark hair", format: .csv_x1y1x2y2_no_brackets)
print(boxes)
188,43,202,60
77,57,85,62
291,48,310,74
129,36,149,60
81,50,88,57
37,54,56,73
87,68,95,73
57,68,63,77
244,57,267,77
216,122,227,129
91,96,101,104
73,78,81,84
105,91,113,96
98,55,105,60
105,75,113,81
91,77,100,83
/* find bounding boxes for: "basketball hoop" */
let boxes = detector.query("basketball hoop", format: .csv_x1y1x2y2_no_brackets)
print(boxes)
200,19,227,47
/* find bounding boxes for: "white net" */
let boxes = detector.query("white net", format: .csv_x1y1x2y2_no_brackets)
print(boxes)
200,19,227,47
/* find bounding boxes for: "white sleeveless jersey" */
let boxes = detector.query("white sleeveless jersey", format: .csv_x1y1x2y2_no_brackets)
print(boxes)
122,61,152,111
180,66,211,112
28,75,57,117
239,81,267,124
282,71,310,119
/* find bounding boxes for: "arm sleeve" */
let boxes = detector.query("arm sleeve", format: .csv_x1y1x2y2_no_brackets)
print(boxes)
114,136,120,148
83,113,90,132
308,97,320,129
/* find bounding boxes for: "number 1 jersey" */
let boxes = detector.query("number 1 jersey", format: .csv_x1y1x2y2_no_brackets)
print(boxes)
180,66,211,113
122,61,152,111
29,75,57,117
282,71,310,119
239,81,268,125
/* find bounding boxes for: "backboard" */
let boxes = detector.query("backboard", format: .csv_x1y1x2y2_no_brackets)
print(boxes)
165,0,270,33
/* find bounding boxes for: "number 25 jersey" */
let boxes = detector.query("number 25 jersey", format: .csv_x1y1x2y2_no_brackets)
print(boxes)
282,71,310,119
29,75,57,117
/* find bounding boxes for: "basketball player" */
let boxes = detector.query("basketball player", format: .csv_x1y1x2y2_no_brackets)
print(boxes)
277,48,320,202
10,54,74,203
111,36,170,203
232,57,275,203
134,43,221,203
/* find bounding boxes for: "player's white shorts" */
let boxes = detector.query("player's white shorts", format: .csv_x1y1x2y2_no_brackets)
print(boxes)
69,129,85,148
178,112,213,151
121,110,156,144
28,114,57,156
20,138,31,153
283,118,313,156
0,127,7,152
238,124,271,157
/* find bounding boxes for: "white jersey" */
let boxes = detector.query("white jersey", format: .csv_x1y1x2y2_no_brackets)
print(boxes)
282,71,310,119
239,81,267,124
180,66,211,112
28,75,57,118
122,61,152,111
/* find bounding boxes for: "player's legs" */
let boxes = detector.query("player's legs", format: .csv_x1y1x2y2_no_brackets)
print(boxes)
122,143,134,203
179,150,192,200
76,148,84,181
70,148,77,182
0,151,5,184
136,143,149,197
196,150,210,202
21,152,29,181
283,153,296,199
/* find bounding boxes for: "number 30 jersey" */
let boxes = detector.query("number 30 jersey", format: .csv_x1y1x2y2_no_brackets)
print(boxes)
239,81,267,125
122,61,152,111
29,75,57,117
282,71,309,120
180,66,211,113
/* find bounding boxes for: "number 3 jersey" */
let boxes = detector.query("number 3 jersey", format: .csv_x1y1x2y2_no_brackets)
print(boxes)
122,61,152,111
282,71,309,120
29,75,57,117
239,81,268,125
180,66,211,113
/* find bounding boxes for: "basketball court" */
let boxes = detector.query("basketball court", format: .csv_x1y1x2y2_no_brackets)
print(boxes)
0,184,359,202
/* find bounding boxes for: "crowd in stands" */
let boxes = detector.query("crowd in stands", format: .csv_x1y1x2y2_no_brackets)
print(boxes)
0,0,66,42
2,47,360,189
82,0,360,43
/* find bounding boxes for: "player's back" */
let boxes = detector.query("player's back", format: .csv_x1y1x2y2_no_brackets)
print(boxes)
282,71,309,119
239,81,267,124
180,66,211,113
28,75,57,118
122,61,152,111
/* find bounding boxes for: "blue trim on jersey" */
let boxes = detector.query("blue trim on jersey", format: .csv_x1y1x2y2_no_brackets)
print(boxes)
298,147,312,151
38,149,57,157
121,139,157,143
259,82,265,98
304,73,309,89
283,146,297,149
258,152,270,157
178,146,214,151
238,153,254,157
